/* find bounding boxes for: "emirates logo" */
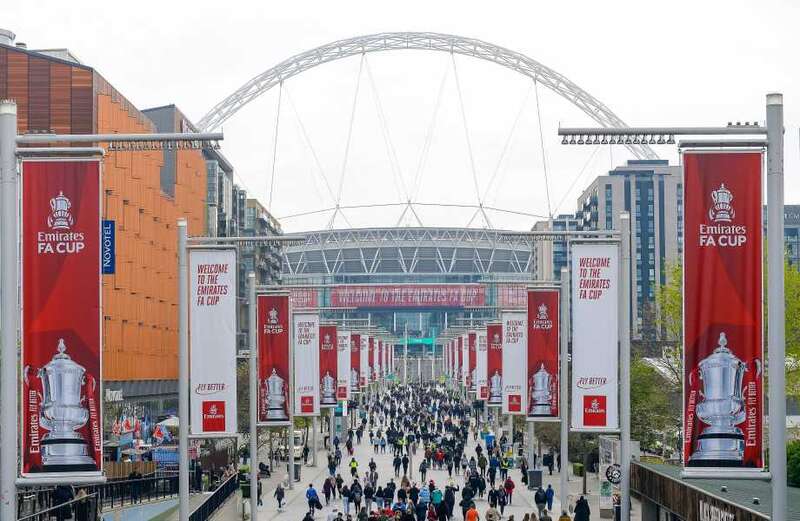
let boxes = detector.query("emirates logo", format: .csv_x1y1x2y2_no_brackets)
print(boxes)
709,183,735,223
264,307,284,334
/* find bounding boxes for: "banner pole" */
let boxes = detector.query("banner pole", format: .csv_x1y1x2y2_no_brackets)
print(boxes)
0,100,19,521
177,219,189,521
287,304,296,490
619,213,631,521
559,267,569,514
248,272,259,521
766,92,786,521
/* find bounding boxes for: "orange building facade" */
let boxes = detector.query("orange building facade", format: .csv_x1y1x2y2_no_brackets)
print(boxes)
0,43,206,383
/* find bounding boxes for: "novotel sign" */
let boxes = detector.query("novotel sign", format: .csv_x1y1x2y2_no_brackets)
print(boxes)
101,220,115,274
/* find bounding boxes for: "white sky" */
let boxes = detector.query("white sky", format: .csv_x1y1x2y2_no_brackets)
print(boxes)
6,0,800,233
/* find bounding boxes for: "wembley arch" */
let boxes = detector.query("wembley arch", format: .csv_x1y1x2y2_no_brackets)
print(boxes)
197,31,657,160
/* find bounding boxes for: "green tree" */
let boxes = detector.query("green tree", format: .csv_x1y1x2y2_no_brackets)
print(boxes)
630,357,679,452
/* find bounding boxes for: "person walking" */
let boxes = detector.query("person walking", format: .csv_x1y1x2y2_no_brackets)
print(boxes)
503,476,515,505
274,482,285,511
402,454,410,476
558,511,571,521
574,495,591,521
341,484,351,516
364,482,374,512
534,486,547,518
545,484,555,512
323,477,334,505
306,483,320,513
496,487,508,517
540,510,553,521
419,460,428,482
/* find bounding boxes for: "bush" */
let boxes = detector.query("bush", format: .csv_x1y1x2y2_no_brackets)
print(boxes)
788,440,800,487
573,463,584,477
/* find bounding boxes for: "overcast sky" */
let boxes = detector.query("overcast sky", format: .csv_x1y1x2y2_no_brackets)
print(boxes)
6,0,799,232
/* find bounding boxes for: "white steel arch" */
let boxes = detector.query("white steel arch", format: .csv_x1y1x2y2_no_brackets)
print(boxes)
198,31,657,159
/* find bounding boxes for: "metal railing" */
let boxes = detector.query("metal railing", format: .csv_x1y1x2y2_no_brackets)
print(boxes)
189,475,238,521
18,493,99,521
93,474,179,510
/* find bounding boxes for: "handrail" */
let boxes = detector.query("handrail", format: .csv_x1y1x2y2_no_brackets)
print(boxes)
18,493,98,521
189,474,238,521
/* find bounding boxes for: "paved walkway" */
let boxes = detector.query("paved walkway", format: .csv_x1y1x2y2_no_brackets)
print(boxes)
209,408,642,520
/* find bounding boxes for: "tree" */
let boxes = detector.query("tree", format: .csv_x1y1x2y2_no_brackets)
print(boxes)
630,357,679,453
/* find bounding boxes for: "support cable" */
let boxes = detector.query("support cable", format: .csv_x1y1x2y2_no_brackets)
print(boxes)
451,54,489,227
534,79,553,218
330,53,366,229
364,56,411,204
552,145,601,216
411,57,451,202
267,81,283,210
484,81,533,206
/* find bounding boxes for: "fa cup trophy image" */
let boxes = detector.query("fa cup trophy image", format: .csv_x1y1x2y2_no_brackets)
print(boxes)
266,368,289,420
321,371,336,405
37,339,97,471
489,370,503,405
529,363,553,416
689,332,747,466
350,368,359,392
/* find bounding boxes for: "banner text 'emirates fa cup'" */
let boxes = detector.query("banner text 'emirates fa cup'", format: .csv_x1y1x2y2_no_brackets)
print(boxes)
502,311,527,415
189,248,237,435
527,288,560,421
21,160,102,477
257,293,291,425
683,151,763,470
571,243,619,431
294,313,320,416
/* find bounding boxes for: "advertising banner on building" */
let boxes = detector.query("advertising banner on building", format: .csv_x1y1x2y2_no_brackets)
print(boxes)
487,324,503,406
457,336,464,387
360,336,369,387
319,324,338,408
330,284,486,308
367,337,375,384
293,312,320,416
351,333,362,393
571,243,619,431
476,329,488,400
21,159,102,477
502,311,527,415
258,293,291,425
189,248,237,435
468,332,477,393
337,330,351,401
375,340,382,381
526,287,560,421
683,151,763,469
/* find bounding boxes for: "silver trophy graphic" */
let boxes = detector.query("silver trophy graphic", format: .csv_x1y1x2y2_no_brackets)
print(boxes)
471,368,477,393
689,332,747,466
350,368,359,391
529,364,553,416
37,339,97,471
489,370,503,404
321,371,336,405
265,368,289,420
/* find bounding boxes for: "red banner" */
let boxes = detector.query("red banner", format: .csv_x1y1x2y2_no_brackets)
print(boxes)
468,332,477,392
683,151,763,469
290,288,318,309
21,160,102,476
330,284,485,308
527,288,560,420
487,324,503,406
350,333,361,394
319,324,337,408
258,293,291,425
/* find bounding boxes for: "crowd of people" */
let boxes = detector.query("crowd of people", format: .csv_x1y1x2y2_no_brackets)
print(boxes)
291,383,591,521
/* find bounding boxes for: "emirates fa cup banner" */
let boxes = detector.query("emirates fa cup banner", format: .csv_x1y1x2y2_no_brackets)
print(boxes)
21,160,102,477
293,312,319,416
502,311,527,414
571,243,619,431
487,324,503,406
258,293,291,425
476,329,488,400
368,337,375,383
189,248,237,435
351,333,362,393
319,324,338,408
683,151,763,469
375,340,382,381
360,336,369,387
468,332,477,393
527,287,560,421
457,336,465,387
337,330,352,400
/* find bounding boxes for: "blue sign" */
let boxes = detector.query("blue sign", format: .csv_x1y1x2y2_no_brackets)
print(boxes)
102,220,115,274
